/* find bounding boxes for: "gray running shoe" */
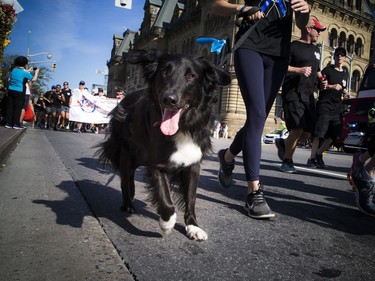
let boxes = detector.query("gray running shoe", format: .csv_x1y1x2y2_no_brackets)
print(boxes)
352,167,375,217
244,186,275,219
280,160,297,174
217,149,235,188
316,153,325,169
275,138,285,161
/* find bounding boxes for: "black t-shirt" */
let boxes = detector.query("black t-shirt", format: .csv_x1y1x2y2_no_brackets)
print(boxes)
316,65,349,114
282,41,321,103
43,91,53,107
61,88,72,106
34,97,45,110
51,92,63,106
237,0,293,58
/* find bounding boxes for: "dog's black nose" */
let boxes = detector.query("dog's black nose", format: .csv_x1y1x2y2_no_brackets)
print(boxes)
162,93,178,107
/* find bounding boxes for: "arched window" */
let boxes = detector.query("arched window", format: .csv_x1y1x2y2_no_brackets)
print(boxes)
338,31,347,49
355,38,363,57
351,70,361,93
347,35,355,54
329,29,338,48
355,0,361,11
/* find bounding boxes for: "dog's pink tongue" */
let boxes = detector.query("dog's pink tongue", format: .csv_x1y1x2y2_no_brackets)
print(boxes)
160,108,181,136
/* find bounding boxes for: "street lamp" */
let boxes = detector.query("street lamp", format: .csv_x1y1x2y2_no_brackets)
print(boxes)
26,31,53,64
347,53,354,96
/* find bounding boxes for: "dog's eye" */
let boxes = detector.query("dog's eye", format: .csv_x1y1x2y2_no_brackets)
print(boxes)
186,73,195,80
160,68,168,77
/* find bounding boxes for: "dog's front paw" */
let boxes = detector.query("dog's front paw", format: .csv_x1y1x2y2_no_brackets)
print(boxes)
186,225,208,241
159,213,177,234
120,204,135,213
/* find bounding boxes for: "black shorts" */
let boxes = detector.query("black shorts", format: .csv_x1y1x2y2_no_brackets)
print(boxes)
22,95,30,110
283,100,316,132
314,113,342,140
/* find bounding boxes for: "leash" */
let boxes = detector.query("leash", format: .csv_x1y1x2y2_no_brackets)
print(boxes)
218,21,259,67
197,7,260,67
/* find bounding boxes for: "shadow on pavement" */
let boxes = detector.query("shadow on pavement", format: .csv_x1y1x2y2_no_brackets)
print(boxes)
33,178,163,239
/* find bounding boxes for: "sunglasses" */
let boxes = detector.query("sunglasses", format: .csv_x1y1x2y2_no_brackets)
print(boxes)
311,27,323,32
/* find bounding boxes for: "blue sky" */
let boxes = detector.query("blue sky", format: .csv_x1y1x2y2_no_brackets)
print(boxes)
5,0,144,92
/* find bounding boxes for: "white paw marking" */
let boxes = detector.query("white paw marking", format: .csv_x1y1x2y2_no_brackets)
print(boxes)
159,213,177,232
186,225,208,241
170,132,202,167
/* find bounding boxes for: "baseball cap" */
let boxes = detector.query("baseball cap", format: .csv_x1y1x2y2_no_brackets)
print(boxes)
307,17,326,31
51,85,56,89
79,80,85,85
334,47,347,57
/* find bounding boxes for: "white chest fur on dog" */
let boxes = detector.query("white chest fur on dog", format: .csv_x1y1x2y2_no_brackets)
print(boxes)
170,132,202,167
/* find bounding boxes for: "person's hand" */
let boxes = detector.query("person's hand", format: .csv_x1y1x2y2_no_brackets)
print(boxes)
321,80,328,90
301,66,312,77
241,6,264,21
334,84,343,91
291,0,310,13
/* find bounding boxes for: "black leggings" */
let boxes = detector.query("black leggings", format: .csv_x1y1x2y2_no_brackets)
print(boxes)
229,49,288,181
5,89,25,127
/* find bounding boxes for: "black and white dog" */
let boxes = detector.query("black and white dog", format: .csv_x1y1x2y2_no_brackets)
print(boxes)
98,49,231,240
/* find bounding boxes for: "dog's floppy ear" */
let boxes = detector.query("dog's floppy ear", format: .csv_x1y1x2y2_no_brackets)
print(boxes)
127,49,164,80
197,57,231,93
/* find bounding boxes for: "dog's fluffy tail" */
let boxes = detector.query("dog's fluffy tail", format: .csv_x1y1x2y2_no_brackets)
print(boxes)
95,103,126,170
96,135,121,171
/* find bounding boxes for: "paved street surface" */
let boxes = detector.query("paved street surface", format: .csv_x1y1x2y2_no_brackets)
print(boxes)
1,127,375,280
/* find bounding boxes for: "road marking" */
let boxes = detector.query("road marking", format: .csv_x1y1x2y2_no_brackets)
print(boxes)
264,161,348,179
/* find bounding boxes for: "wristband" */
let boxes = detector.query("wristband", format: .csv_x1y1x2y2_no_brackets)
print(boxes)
239,5,247,13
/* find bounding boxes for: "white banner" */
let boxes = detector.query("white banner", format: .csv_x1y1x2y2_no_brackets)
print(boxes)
70,89,119,124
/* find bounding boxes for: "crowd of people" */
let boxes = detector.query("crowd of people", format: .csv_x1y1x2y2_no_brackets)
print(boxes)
1,56,126,134
33,81,126,134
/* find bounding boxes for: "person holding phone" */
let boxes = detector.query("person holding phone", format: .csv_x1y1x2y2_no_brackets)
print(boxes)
5,56,39,129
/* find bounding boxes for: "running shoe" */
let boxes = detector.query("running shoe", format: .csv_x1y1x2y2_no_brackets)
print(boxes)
244,185,275,219
13,125,25,130
280,160,297,174
217,149,235,188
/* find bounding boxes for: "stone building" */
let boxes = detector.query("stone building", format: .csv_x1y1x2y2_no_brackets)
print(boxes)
106,29,136,97
107,0,375,136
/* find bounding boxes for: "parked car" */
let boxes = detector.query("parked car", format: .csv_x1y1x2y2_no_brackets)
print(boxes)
342,64,375,153
343,131,367,153
263,129,289,144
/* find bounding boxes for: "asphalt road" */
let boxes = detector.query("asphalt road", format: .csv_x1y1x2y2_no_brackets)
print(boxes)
2,128,375,280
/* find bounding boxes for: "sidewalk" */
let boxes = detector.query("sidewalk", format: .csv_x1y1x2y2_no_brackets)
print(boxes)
0,127,134,281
